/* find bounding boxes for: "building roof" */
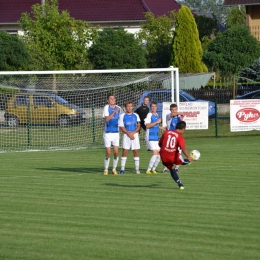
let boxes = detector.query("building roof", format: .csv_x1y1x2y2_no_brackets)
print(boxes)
223,0,260,6
0,0,182,24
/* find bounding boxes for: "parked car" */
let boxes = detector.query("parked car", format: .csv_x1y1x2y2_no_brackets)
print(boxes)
138,89,215,117
4,93,86,126
235,89,260,100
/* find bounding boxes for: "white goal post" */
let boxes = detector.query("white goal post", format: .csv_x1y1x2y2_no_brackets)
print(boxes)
0,68,179,152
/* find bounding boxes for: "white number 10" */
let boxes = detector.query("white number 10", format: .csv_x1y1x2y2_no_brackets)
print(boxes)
166,135,176,148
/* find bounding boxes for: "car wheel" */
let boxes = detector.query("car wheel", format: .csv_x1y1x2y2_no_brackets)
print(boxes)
6,116,19,127
57,115,70,127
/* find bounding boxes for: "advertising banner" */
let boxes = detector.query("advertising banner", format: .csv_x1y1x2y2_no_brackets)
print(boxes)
230,99,260,132
162,102,208,129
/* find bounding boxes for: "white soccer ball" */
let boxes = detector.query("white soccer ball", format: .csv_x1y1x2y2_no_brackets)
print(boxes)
190,150,201,161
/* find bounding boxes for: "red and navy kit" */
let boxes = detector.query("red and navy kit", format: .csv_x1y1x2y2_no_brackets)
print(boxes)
159,130,186,168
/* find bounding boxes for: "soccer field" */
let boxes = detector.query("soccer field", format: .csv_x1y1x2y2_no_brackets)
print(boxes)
0,135,260,259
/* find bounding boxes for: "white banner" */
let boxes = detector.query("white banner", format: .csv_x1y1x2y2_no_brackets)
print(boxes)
230,99,260,132
162,102,209,129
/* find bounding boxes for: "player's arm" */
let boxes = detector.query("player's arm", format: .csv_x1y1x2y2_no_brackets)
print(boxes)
133,122,141,134
119,126,129,135
104,107,120,122
146,118,162,129
182,147,194,162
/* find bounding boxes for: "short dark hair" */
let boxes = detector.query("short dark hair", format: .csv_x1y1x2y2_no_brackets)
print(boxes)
107,94,115,100
143,96,149,100
176,121,186,130
170,103,177,109
150,101,157,107
125,101,133,107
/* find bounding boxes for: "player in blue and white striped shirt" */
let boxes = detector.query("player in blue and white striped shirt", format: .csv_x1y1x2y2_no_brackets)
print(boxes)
145,102,164,174
119,101,141,174
103,94,121,175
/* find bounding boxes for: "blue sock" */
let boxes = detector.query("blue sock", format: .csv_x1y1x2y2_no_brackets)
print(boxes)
170,168,183,187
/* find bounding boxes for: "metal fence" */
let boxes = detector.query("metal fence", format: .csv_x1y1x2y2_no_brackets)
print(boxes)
185,85,260,104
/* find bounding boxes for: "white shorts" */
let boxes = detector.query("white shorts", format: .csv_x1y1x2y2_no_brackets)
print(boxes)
103,132,120,147
146,140,160,151
122,133,140,150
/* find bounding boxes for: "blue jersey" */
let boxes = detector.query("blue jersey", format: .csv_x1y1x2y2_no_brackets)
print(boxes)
166,113,181,130
145,112,160,141
103,105,121,133
119,113,140,132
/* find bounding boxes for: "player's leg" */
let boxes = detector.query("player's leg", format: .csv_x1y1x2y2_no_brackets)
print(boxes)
120,134,130,174
151,142,160,174
161,160,184,189
103,133,111,175
133,149,140,174
170,166,184,190
146,141,153,174
132,133,141,174
172,156,185,189
111,133,120,175
147,142,160,174
120,148,129,174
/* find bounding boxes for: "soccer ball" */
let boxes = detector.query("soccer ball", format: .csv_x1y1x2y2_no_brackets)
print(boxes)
190,150,201,161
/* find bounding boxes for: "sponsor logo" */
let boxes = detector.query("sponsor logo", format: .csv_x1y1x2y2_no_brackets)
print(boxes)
236,108,260,122
182,111,200,117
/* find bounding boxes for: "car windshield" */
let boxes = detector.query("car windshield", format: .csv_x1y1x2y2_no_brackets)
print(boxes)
48,94,69,104
181,91,196,101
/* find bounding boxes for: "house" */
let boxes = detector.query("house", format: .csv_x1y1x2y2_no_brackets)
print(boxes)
223,0,260,42
0,0,182,34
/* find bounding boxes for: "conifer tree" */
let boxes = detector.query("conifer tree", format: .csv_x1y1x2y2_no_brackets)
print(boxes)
171,5,207,73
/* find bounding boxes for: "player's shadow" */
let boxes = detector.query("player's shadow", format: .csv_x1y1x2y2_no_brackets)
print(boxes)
104,183,160,188
35,167,101,174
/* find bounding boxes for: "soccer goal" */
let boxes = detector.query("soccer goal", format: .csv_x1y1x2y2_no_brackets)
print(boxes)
0,68,179,152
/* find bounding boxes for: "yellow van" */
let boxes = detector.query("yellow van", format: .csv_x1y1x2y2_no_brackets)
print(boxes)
4,93,86,126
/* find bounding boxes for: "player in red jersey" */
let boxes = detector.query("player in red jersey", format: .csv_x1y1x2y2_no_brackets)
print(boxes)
159,121,193,190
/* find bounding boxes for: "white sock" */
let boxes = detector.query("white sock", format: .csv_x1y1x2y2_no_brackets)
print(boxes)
148,155,157,171
113,157,118,170
134,157,140,171
152,155,160,170
121,157,127,170
104,158,110,170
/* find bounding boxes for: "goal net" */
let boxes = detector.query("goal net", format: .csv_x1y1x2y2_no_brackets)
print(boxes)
0,68,179,152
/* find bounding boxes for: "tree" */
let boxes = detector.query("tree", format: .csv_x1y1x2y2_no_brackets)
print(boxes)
203,26,260,97
19,0,97,70
137,12,177,68
226,6,246,28
0,31,29,71
88,28,146,69
195,15,219,41
171,5,208,73
239,58,260,82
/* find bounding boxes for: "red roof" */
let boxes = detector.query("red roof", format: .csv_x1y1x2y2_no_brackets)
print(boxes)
0,0,182,24
223,0,260,5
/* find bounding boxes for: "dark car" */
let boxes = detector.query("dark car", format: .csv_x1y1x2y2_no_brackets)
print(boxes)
235,89,260,100
138,89,215,118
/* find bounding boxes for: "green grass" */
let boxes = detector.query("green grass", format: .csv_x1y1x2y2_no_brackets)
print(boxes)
0,135,260,259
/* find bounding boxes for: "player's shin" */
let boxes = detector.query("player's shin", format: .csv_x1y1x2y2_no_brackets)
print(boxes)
134,157,140,171
170,168,183,187
113,157,118,170
104,158,110,170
